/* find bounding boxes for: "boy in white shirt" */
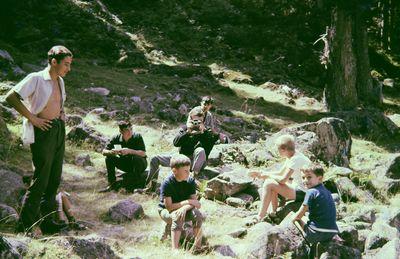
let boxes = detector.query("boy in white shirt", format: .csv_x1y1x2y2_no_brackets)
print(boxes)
247,134,311,225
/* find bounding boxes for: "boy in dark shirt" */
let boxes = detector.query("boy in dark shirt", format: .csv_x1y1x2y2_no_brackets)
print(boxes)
100,121,147,192
158,154,204,251
293,166,339,244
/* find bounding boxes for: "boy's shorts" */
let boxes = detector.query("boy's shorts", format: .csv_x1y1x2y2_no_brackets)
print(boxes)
304,224,337,244
294,188,306,202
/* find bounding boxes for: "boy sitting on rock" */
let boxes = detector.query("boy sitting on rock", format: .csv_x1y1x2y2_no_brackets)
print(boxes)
247,134,311,225
292,165,339,245
158,154,204,252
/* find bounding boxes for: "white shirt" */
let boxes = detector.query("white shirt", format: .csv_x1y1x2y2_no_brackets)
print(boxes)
284,151,312,191
9,66,66,144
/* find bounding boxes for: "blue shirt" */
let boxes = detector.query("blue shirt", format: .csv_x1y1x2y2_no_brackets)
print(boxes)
159,173,196,208
303,183,338,232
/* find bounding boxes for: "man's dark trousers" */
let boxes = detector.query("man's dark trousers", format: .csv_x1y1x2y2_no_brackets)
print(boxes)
105,155,148,191
19,119,65,231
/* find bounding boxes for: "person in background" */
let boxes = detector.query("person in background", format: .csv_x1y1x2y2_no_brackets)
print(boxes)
100,120,147,193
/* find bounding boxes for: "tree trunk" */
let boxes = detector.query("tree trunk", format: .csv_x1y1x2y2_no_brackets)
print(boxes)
326,4,358,111
325,0,381,111
355,4,380,105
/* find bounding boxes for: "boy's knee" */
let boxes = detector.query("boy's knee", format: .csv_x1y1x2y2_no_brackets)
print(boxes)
192,209,204,228
263,179,276,189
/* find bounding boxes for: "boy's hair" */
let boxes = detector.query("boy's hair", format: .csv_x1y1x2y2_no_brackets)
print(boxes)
189,106,204,119
118,120,132,131
275,134,295,151
170,154,191,169
48,46,73,64
201,96,214,105
303,165,325,177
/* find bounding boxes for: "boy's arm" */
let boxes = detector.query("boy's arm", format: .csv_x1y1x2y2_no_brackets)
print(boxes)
292,204,308,226
164,197,194,213
173,128,192,147
6,91,52,130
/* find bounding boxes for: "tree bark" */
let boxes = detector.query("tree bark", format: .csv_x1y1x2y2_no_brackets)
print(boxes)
326,3,358,111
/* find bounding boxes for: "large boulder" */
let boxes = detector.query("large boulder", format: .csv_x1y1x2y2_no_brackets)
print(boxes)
352,153,400,195
108,199,144,223
0,49,25,80
243,223,303,258
213,245,237,258
334,177,375,203
209,143,274,167
265,117,352,167
0,168,25,207
205,168,253,200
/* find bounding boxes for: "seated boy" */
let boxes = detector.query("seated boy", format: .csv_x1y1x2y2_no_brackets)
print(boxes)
292,166,339,244
158,154,204,251
247,134,311,224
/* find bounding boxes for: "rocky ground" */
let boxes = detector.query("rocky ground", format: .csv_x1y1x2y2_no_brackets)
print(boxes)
1,0,400,258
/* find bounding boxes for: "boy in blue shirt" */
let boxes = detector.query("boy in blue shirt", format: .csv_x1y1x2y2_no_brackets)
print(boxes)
158,154,204,251
292,166,339,244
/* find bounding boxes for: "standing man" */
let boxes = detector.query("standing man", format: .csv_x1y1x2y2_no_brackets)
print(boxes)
100,120,148,193
6,46,73,234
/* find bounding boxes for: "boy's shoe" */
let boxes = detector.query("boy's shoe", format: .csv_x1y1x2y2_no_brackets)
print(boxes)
191,245,210,255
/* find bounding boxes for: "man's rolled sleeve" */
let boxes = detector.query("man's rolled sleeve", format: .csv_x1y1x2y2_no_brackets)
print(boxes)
11,74,37,101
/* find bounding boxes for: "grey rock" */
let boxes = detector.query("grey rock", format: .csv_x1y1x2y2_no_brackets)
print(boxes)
371,220,399,240
214,245,237,258
65,114,83,127
85,87,110,96
363,238,400,258
225,197,247,208
178,103,188,115
334,177,375,203
5,237,30,256
0,115,10,159
0,168,24,207
318,243,361,259
365,232,389,251
205,168,253,200
389,211,400,231
337,222,359,248
0,204,18,228
67,124,107,151
130,96,141,103
75,154,92,167
0,236,21,259
58,236,120,259
228,228,247,238
108,199,144,223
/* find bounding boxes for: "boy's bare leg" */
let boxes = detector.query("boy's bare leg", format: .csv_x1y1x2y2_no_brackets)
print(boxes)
171,230,182,249
271,191,278,212
193,227,202,248
258,180,296,219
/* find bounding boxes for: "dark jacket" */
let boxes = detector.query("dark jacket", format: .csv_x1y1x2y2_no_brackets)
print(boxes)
173,126,218,158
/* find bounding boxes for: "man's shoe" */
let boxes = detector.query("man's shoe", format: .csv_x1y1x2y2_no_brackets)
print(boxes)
99,181,121,193
40,220,69,235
